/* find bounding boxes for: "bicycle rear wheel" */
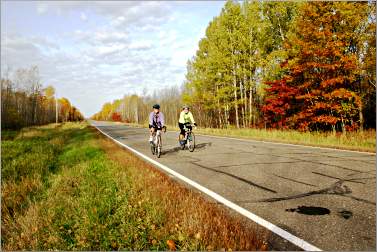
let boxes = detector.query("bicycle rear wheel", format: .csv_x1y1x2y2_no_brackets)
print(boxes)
188,132,195,152
157,134,162,158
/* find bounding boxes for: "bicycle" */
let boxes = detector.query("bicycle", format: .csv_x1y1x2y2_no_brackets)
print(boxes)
179,123,195,152
150,126,166,158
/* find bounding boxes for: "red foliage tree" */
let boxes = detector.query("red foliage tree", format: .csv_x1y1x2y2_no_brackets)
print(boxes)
262,79,299,129
263,2,365,132
111,112,122,122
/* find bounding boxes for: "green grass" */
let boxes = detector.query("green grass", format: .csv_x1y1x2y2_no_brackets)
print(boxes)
1,122,176,250
1,122,265,251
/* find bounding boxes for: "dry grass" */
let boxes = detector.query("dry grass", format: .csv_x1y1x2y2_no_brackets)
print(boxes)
96,129,268,251
2,122,268,251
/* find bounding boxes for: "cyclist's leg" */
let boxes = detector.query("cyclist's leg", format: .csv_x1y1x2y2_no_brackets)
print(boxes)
178,123,185,138
153,127,161,144
178,123,185,144
149,124,155,143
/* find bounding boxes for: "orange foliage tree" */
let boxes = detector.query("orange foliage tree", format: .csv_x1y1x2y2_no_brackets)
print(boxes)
263,2,370,132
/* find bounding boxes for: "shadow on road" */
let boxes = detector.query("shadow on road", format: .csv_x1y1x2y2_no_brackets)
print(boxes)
161,142,212,155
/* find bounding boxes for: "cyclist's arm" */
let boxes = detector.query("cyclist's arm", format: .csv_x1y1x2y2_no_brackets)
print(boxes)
189,112,196,124
178,111,185,124
149,112,153,126
160,112,165,127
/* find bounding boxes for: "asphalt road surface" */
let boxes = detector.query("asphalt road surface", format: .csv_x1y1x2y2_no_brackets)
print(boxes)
90,121,376,251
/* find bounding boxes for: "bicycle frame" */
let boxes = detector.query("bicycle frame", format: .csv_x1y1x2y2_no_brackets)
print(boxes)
152,129,162,142
181,124,195,152
184,128,191,140
151,126,165,157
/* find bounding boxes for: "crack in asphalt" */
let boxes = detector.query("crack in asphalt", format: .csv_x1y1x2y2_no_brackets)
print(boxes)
214,161,301,168
257,180,352,203
269,153,368,173
257,178,375,205
272,174,318,187
190,161,278,194
312,172,366,184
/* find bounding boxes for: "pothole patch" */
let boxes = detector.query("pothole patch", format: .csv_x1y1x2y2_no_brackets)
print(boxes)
286,206,331,215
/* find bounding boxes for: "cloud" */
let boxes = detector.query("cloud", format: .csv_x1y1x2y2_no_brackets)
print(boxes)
35,1,171,30
80,12,87,21
36,4,47,15
2,1,222,117
97,44,126,56
73,29,129,46
128,40,152,50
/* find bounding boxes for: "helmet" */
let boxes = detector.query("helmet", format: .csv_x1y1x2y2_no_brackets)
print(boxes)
182,105,189,109
153,104,160,109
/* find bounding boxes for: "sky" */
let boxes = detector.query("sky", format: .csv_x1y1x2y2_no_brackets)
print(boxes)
1,1,225,117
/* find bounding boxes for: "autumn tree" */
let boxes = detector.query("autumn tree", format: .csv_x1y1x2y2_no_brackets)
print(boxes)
263,1,373,132
1,66,83,129
93,1,375,132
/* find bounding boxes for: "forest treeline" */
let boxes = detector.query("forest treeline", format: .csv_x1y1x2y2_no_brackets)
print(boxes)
1,66,84,129
93,1,376,132
92,86,183,126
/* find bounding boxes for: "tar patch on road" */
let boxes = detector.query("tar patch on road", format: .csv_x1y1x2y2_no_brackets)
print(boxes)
286,206,331,215
338,210,353,219
286,206,354,220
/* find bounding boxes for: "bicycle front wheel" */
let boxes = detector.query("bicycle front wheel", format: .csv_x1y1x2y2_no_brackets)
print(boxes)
157,134,162,158
188,132,195,152
151,143,155,155
179,134,185,150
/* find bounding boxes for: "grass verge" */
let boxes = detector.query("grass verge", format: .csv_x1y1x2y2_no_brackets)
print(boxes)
1,122,267,250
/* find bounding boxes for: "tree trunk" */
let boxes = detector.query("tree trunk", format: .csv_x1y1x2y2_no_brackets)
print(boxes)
232,66,240,128
249,85,253,126
243,70,248,127
216,85,222,128
225,103,230,128
240,81,246,128
359,103,364,131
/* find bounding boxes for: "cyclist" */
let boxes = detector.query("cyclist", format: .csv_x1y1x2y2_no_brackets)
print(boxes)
149,104,165,145
178,105,197,145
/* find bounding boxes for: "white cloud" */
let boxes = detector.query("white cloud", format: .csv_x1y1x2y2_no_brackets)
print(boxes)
129,40,152,50
35,1,170,30
80,12,87,21
36,4,47,15
97,44,126,56
2,1,221,116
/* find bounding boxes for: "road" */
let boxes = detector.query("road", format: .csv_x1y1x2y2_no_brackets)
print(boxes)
90,120,376,251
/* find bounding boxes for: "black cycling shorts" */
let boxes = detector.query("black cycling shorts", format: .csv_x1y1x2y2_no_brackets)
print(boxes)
178,122,192,135
149,124,162,130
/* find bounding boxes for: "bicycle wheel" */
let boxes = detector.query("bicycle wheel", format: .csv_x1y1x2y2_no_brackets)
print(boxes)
150,133,156,155
157,134,162,158
188,132,195,152
150,143,155,155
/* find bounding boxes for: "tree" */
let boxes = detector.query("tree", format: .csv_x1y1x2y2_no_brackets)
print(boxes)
263,1,370,132
1,66,83,129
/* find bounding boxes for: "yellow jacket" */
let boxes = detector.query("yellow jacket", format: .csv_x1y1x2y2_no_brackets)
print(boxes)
179,111,195,124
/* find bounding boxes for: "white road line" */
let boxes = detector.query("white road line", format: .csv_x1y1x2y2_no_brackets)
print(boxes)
195,133,375,155
92,124,322,251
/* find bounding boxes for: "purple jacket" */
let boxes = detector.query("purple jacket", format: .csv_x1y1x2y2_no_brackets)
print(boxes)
149,111,164,128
